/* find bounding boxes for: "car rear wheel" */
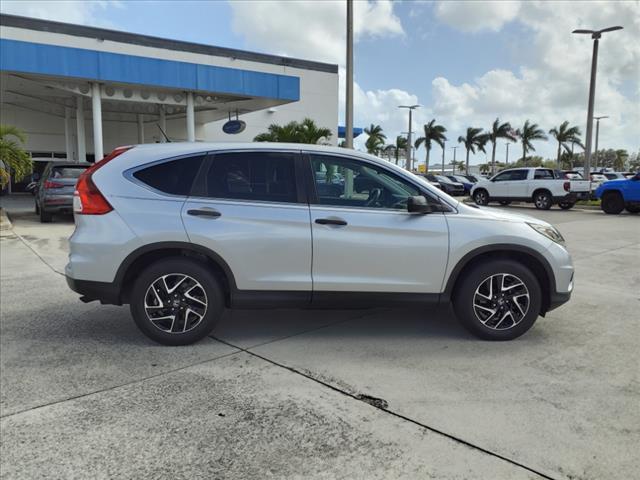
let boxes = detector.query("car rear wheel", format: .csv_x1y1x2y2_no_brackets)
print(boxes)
39,208,52,223
533,190,552,210
473,189,489,206
453,259,542,341
558,201,575,210
601,192,625,214
130,258,224,346
625,205,640,214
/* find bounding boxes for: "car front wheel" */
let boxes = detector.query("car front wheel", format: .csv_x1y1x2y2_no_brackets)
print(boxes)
473,189,489,206
453,259,542,340
533,190,552,210
130,258,224,345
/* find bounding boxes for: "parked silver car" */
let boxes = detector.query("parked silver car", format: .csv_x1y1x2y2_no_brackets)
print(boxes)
35,162,90,222
66,143,574,345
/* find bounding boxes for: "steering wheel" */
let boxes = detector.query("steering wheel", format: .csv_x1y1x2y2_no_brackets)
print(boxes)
365,188,383,207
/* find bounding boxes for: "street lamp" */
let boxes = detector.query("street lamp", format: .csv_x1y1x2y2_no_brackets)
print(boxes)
399,105,420,170
345,0,354,149
593,115,609,169
451,146,458,172
441,139,446,173
505,142,510,166
572,25,623,180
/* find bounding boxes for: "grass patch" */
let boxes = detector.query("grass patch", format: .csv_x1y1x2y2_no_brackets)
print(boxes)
576,199,601,207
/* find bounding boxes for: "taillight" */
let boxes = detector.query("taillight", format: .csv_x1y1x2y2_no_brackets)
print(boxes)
74,146,133,215
563,181,570,192
44,180,64,189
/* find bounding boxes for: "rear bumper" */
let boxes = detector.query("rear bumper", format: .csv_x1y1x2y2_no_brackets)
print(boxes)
42,195,74,213
66,275,121,305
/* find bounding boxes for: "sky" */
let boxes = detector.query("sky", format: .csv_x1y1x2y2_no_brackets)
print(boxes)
1,0,639,166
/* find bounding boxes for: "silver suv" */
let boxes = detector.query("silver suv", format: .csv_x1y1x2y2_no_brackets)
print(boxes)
66,143,574,345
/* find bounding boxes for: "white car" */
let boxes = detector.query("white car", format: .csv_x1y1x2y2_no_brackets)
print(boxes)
65,143,574,345
471,167,590,210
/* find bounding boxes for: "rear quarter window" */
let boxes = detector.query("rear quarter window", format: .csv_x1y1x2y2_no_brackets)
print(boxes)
133,155,205,196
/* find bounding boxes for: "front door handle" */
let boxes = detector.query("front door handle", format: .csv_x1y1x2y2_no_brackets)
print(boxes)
315,218,347,226
187,208,221,218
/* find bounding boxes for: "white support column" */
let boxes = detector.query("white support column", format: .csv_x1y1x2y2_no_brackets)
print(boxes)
64,107,74,161
186,92,195,142
137,114,145,144
91,83,104,160
159,105,167,142
76,96,86,163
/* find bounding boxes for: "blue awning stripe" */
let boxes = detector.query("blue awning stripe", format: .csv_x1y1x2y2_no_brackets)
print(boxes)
0,38,300,101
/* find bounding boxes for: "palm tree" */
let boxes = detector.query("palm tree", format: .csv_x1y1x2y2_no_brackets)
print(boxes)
515,120,547,166
0,125,31,189
254,118,332,144
548,121,583,167
457,127,484,175
486,118,517,175
364,124,386,155
414,119,447,173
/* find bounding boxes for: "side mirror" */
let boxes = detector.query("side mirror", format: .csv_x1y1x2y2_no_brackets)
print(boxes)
407,195,432,214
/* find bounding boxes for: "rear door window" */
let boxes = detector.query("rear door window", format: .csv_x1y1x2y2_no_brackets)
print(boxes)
203,151,298,203
50,166,87,179
133,155,205,196
533,169,554,180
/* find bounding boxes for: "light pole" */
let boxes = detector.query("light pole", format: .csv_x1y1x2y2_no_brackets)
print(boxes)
451,146,458,172
399,105,420,170
441,139,446,173
593,115,608,169
572,25,623,180
345,0,354,149
505,142,510,166
401,131,415,168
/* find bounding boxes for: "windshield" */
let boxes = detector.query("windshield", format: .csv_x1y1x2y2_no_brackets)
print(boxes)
50,166,87,179
435,175,453,183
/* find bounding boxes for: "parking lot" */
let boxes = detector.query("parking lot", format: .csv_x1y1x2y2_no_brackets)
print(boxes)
1,194,638,480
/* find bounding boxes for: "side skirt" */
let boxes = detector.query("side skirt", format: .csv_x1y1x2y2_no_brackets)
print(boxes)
230,290,441,309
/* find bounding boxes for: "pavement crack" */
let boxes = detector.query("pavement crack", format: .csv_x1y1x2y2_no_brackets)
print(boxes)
12,231,64,276
211,335,560,480
0,348,241,420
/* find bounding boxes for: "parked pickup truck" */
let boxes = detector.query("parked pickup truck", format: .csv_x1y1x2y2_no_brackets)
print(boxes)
470,167,590,210
594,172,640,214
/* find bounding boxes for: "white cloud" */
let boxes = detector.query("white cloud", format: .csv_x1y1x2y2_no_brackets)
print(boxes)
434,0,520,33
230,0,403,65
0,0,120,27
429,0,640,162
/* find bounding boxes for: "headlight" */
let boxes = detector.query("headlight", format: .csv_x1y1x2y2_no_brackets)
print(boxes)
527,222,565,244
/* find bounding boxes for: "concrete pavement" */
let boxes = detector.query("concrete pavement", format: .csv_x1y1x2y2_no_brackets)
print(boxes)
1,194,638,479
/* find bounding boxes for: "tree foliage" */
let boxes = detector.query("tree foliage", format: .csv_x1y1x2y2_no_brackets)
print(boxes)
548,121,582,166
515,120,547,165
253,118,332,144
457,127,484,174
414,119,447,172
0,125,31,188
364,124,387,155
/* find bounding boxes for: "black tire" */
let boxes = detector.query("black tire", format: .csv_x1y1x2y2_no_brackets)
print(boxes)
130,257,224,346
625,205,640,214
558,201,575,210
39,208,53,223
453,259,542,341
35,201,40,214
533,190,552,210
473,189,489,206
498,201,511,206
601,192,624,215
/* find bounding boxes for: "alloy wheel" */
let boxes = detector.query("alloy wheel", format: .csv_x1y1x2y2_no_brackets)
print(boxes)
473,273,530,330
144,273,208,333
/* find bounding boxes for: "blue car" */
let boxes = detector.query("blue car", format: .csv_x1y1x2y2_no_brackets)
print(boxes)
594,172,640,214
447,175,474,195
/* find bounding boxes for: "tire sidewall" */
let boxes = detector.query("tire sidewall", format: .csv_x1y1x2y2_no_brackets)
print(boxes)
533,191,552,210
130,258,224,346
602,192,624,214
474,189,489,206
453,259,542,341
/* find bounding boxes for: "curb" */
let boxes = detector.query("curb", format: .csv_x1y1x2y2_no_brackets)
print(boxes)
0,207,14,234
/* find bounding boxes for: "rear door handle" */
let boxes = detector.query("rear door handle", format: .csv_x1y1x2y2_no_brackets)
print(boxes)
187,208,221,218
315,218,347,226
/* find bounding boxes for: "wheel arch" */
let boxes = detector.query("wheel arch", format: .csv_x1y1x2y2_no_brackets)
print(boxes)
115,242,236,306
442,244,556,315
531,187,552,200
